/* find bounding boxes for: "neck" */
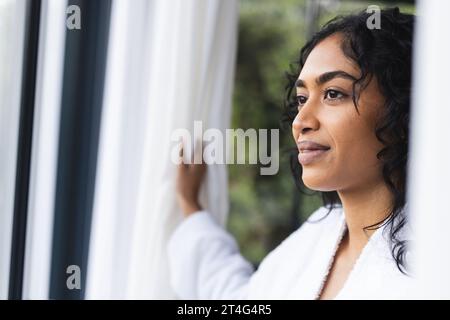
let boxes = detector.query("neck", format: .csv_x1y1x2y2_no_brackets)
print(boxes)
337,179,393,258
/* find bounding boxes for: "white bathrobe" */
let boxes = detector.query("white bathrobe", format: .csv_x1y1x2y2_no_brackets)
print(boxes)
167,206,415,299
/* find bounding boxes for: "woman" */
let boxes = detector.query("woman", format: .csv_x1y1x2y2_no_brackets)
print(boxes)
168,7,415,299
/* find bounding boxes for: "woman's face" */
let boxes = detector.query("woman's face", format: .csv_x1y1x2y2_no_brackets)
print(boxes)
292,33,386,192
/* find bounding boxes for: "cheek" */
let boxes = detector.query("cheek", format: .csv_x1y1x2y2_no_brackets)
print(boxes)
301,112,383,191
292,115,301,141
331,119,384,180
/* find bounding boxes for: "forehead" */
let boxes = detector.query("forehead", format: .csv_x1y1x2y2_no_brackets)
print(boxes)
299,34,360,81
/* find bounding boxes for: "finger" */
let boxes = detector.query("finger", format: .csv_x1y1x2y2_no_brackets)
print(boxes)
178,158,186,174
194,138,203,164
193,161,207,176
180,142,189,166
180,137,192,165
179,142,192,172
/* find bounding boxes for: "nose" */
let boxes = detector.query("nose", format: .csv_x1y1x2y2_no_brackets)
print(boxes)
292,102,319,137
293,114,311,135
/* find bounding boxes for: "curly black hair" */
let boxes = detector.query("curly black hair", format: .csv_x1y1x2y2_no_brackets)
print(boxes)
282,7,414,274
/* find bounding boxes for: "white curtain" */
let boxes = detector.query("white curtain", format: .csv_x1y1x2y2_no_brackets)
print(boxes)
0,0,27,299
409,0,450,299
22,0,67,300
86,0,238,299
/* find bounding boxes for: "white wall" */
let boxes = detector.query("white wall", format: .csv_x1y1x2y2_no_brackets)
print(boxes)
410,0,450,299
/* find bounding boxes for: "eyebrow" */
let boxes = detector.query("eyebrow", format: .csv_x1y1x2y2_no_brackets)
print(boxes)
295,70,358,89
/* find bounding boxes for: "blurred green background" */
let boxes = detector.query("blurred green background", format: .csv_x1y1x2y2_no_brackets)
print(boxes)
227,0,415,265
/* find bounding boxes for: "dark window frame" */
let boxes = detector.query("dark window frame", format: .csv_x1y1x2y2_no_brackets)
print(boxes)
9,0,42,300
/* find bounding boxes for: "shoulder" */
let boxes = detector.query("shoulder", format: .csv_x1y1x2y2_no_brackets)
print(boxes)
247,205,344,296
270,205,343,253
279,205,344,250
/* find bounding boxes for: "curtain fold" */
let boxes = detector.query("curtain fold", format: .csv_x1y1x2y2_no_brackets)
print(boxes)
22,0,67,299
86,0,238,299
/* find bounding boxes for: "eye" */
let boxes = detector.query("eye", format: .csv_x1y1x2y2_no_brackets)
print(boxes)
296,95,308,107
324,89,346,101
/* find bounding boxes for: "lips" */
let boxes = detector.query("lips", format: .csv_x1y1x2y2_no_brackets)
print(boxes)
297,140,330,165
297,140,330,152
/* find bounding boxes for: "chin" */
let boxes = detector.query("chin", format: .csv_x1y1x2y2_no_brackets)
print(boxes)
301,172,334,192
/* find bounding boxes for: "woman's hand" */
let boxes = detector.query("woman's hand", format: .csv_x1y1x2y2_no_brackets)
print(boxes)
176,144,207,218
